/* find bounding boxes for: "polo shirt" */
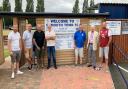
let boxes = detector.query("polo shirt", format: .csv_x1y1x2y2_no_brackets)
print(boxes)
8,31,21,51
23,30,33,48
74,29,86,48
33,30,45,48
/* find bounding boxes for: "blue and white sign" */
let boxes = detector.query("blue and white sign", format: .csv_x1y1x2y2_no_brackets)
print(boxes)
106,21,121,35
45,19,80,34
45,19,80,50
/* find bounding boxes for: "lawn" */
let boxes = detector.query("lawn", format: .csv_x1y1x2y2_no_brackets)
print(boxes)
4,48,10,58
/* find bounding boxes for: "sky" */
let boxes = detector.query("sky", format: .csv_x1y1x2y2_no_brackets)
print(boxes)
0,0,128,13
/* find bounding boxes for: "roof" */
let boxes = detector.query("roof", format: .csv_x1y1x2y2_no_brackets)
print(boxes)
0,12,109,18
99,3,128,5
96,0,128,4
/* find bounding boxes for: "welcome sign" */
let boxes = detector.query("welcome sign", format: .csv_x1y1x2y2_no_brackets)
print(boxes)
45,19,80,50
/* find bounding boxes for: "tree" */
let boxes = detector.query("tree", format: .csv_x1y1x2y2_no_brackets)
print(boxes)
0,6,3,11
25,0,35,26
15,0,23,12
2,0,12,29
72,0,79,14
82,0,89,13
25,0,34,12
89,0,95,13
36,0,45,12
3,0,11,11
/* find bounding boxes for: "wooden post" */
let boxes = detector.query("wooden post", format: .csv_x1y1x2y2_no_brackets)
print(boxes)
0,17,5,65
18,18,26,67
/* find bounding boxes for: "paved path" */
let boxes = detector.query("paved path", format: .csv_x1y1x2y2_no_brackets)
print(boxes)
0,57,115,89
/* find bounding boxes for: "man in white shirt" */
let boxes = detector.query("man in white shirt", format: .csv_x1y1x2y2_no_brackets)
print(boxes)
23,24,33,70
8,25,23,79
45,25,57,69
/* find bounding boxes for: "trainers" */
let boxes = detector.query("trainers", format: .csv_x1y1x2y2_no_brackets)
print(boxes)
16,70,24,75
87,64,92,67
11,72,15,79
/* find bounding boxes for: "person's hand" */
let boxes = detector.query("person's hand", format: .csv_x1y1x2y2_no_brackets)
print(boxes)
9,51,13,56
42,46,44,49
73,45,76,49
24,49,27,53
37,46,40,50
106,43,110,47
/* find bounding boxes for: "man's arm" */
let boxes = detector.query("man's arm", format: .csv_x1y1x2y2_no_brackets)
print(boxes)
107,30,112,46
107,36,112,46
33,38,40,50
74,32,76,48
8,39,12,53
19,38,22,51
33,32,40,50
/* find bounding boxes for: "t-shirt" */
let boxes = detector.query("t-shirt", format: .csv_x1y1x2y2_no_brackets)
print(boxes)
8,31,21,51
33,31,45,48
74,30,86,48
45,30,56,46
99,28,111,47
23,30,33,48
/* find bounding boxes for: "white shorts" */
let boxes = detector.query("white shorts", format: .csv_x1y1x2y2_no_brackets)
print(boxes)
75,48,84,58
99,47,109,59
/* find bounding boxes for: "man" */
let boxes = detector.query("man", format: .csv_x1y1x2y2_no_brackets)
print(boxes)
45,25,57,69
87,25,99,70
99,22,112,71
8,25,23,79
74,24,86,65
23,24,33,70
33,24,45,69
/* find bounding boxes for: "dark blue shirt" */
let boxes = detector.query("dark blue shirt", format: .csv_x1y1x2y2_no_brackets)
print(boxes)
74,29,86,48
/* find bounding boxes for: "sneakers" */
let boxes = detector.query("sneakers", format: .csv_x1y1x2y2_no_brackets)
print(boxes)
16,70,24,75
11,72,15,79
11,71,23,79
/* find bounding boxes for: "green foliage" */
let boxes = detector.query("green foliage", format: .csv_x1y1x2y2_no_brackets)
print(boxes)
2,0,11,11
25,0,34,12
89,0,94,13
72,0,79,14
0,6,3,11
82,0,89,13
36,0,45,12
15,0,23,12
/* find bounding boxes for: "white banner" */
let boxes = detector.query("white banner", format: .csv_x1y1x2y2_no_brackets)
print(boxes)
45,18,80,50
106,21,121,35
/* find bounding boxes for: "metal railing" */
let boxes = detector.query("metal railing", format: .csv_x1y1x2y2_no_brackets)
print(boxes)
112,43,128,89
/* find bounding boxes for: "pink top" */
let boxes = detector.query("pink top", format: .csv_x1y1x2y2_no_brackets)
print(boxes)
89,31,94,43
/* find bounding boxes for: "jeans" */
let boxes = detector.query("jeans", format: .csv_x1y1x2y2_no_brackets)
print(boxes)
88,44,96,67
47,46,56,67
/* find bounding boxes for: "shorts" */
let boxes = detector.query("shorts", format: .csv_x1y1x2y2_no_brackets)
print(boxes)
25,48,32,59
99,47,109,59
10,51,21,63
75,48,84,58
35,48,44,59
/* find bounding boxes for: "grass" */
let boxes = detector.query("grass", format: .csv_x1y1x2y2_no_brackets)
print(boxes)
4,48,10,58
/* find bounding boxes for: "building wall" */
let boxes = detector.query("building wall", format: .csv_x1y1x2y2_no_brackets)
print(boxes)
36,17,103,65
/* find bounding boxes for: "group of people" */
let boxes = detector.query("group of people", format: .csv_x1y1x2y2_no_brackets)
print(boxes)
8,24,57,79
7,21,111,79
74,22,112,71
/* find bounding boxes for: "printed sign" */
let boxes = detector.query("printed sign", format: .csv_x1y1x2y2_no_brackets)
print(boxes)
106,21,121,35
45,19,80,50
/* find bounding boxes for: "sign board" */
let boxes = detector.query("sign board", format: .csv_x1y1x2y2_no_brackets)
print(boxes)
45,19,80,50
89,20,101,26
122,21,128,34
106,21,121,35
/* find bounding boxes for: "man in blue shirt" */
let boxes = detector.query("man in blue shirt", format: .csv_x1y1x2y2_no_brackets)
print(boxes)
74,24,86,65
